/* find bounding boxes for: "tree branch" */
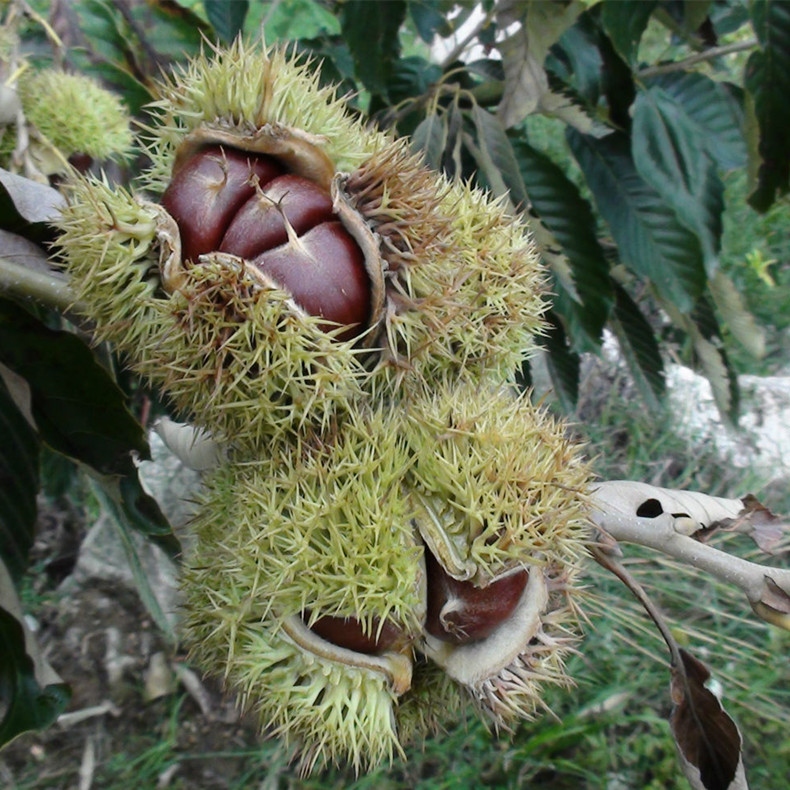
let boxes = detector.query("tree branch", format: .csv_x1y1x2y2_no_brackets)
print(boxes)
637,39,758,79
0,256,82,315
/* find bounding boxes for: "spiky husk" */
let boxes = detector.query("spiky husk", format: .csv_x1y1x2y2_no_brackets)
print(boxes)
182,410,423,637
141,40,389,194
56,177,366,444
18,69,132,160
394,658,470,746
403,381,591,583
344,143,547,392
427,563,584,726
182,610,401,774
140,42,547,390
472,569,582,724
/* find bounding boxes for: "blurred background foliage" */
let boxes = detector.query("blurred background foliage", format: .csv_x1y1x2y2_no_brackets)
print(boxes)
1,0,790,788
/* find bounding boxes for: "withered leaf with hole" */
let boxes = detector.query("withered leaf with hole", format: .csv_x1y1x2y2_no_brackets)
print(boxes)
670,649,748,790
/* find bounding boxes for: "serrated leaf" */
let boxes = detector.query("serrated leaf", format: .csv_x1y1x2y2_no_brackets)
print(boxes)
632,86,724,272
70,0,201,112
0,300,147,474
340,0,407,98
411,113,448,171
0,604,71,747
0,170,65,243
568,129,706,312
542,312,580,412
661,295,739,421
610,285,665,410
497,0,587,127
601,0,657,64
691,299,740,421
469,104,528,207
512,138,612,341
745,0,790,211
551,19,604,106
245,0,340,41
708,270,765,358
0,375,38,583
205,0,249,43
119,474,179,551
648,73,746,172
442,99,464,179
409,0,452,42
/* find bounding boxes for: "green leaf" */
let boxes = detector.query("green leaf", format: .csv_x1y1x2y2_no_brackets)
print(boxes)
246,0,339,41
0,299,147,474
745,0,790,210
601,0,657,64
0,605,71,747
469,105,528,207
411,113,447,171
89,480,177,644
409,0,452,41
632,86,724,272
340,0,407,99
387,56,442,105
118,474,179,551
568,129,706,312
0,374,38,583
647,73,746,171
609,285,665,410
442,99,464,180
511,138,613,343
70,0,205,112
205,0,249,43
542,312,580,412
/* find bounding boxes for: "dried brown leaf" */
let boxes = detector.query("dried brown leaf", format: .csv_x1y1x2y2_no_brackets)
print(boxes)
670,650,748,790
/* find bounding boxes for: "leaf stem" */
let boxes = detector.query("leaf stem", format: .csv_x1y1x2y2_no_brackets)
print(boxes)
0,256,81,315
637,39,757,79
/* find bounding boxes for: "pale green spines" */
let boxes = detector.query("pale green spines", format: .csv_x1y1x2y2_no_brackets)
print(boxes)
19,70,132,160
394,660,469,746
142,41,388,193
183,615,400,774
183,412,423,632
403,381,591,582
56,178,366,445
343,142,548,394
56,177,165,347
140,258,365,447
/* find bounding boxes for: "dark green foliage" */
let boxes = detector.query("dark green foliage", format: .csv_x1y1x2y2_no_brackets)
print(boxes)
0,607,71,746
0,376,39,583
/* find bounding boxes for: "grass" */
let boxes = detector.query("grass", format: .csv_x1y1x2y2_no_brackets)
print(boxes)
7,363,788,789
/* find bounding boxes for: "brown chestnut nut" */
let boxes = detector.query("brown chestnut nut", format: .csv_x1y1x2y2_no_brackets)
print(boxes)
424,550,529,645
161,144,371,340
162,145,284,263
306,614,406,655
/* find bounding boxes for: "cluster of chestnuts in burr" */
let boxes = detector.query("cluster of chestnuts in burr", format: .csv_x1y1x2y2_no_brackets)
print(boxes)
56,42,591,772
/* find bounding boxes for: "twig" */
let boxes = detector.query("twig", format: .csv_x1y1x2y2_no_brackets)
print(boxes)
638,39,757,79
440,6,496,69
0,256,82,315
